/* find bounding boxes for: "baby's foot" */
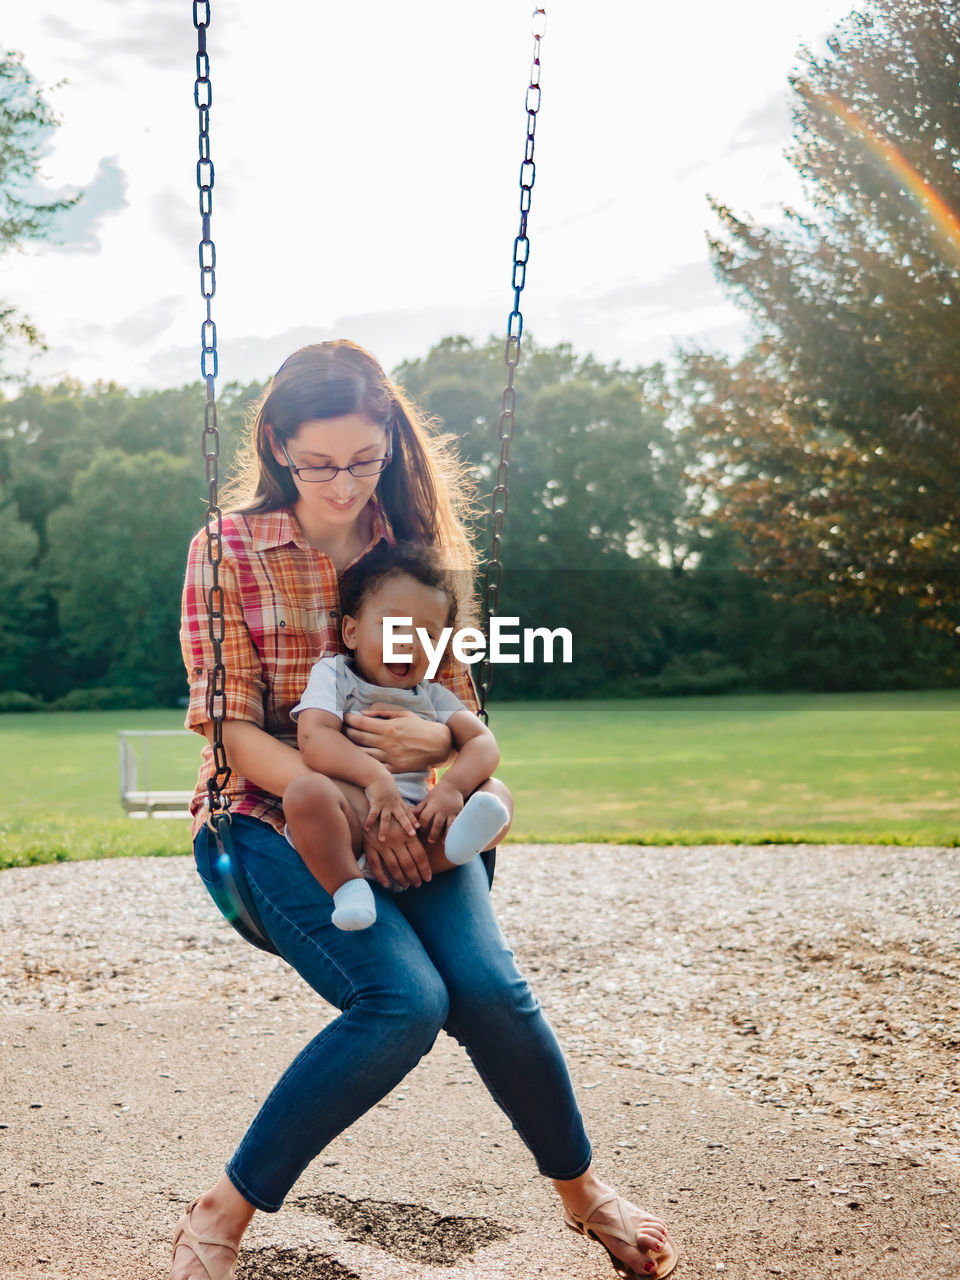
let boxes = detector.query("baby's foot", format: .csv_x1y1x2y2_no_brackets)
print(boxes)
444,791,510,865
332,877,377,930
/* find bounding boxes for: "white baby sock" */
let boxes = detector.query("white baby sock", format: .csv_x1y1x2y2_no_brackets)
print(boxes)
444,791,510,866
332,877,377,931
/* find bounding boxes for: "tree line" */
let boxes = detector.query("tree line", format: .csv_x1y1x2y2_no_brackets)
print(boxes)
0,0,957,709
0,331,954,710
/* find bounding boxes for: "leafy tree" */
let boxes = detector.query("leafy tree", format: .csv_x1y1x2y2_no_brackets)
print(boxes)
45,450,202,702
0,502,43,690
0,378,260,544
0,380,111,544
93,378,263,460
396,337,701,698
678,0,960,629
396,336,693,571
0,50,79,375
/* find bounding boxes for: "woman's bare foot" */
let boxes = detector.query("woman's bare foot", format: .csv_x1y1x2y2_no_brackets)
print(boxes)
553,1171,676,1277
171,1175,255,1280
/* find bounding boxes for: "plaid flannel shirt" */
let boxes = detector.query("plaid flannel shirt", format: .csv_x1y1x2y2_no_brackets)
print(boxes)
180,506,479,838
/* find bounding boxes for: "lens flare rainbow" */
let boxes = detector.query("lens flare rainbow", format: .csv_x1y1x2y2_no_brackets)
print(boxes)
799,84,960,271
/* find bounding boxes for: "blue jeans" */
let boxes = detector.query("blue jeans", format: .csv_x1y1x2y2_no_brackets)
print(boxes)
194,814,592,1212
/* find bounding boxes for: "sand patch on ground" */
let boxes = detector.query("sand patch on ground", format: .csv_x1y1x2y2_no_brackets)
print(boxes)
1,844,958,1278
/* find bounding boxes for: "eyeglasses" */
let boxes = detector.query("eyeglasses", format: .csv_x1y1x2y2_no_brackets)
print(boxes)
280,436,392,483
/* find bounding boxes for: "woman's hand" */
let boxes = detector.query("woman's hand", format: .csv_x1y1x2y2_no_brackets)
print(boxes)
360,823,432,889
343,704,452,773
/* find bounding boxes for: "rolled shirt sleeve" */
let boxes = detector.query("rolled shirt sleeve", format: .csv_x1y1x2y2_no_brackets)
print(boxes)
180,529,267,733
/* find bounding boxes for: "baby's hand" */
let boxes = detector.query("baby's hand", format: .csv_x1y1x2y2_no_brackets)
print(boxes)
413,779,464,844
364,777,419,843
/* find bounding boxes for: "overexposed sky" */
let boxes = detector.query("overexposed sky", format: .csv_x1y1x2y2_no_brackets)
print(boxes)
4,0,860,390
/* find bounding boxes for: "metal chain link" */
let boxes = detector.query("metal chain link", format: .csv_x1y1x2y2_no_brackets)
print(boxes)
477,7,546,723
194,1,231,816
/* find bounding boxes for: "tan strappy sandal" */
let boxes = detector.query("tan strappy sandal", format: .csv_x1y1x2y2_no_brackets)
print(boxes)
172,1201,240,1280
563,1192,680,1279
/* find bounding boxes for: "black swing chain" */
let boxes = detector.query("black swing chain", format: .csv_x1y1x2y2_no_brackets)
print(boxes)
194,1,231,818
477,8,546,725
194,2,541,737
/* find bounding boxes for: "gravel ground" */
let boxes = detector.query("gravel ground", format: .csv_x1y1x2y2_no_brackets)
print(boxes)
1,844,959,1279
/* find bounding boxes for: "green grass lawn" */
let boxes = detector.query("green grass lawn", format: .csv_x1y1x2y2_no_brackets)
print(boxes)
0,691,957,869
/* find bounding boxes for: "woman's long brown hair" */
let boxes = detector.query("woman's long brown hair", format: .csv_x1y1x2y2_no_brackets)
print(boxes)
225,340,478,602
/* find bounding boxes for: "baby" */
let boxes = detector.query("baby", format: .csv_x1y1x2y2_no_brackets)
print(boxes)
284,540,511,930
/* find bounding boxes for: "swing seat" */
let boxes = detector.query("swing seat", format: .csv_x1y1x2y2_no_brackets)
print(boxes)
196,823,495,957
195,814,279,955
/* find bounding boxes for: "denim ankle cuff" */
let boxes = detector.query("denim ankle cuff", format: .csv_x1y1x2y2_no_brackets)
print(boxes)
224,1161,284,1214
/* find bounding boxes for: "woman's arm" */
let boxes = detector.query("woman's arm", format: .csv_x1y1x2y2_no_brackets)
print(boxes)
204,720,313,797
342,646,477,771
182,534,287,792
342,705,452,772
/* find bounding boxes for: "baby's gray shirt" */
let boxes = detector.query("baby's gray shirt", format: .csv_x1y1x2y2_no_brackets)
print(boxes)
291,654,469,805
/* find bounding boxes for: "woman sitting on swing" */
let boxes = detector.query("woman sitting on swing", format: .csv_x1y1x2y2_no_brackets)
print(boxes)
173,339,678,1280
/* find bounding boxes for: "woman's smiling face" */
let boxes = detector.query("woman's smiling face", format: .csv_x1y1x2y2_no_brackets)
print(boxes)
271,414,390,529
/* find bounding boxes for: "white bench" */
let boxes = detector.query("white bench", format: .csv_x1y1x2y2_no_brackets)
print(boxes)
118,730,197,819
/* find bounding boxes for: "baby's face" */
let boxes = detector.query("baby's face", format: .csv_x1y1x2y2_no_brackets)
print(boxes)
342,572,452,688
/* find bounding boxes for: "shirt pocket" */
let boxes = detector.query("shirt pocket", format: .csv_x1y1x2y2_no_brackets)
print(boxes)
266,603,341,728
275,603,340,655
243,600,329,651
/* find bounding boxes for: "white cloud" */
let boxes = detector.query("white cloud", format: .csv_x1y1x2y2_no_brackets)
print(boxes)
48,156,129,252
4,0,858,388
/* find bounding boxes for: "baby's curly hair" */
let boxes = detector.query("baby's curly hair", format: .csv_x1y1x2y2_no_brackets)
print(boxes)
338,540,461,636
